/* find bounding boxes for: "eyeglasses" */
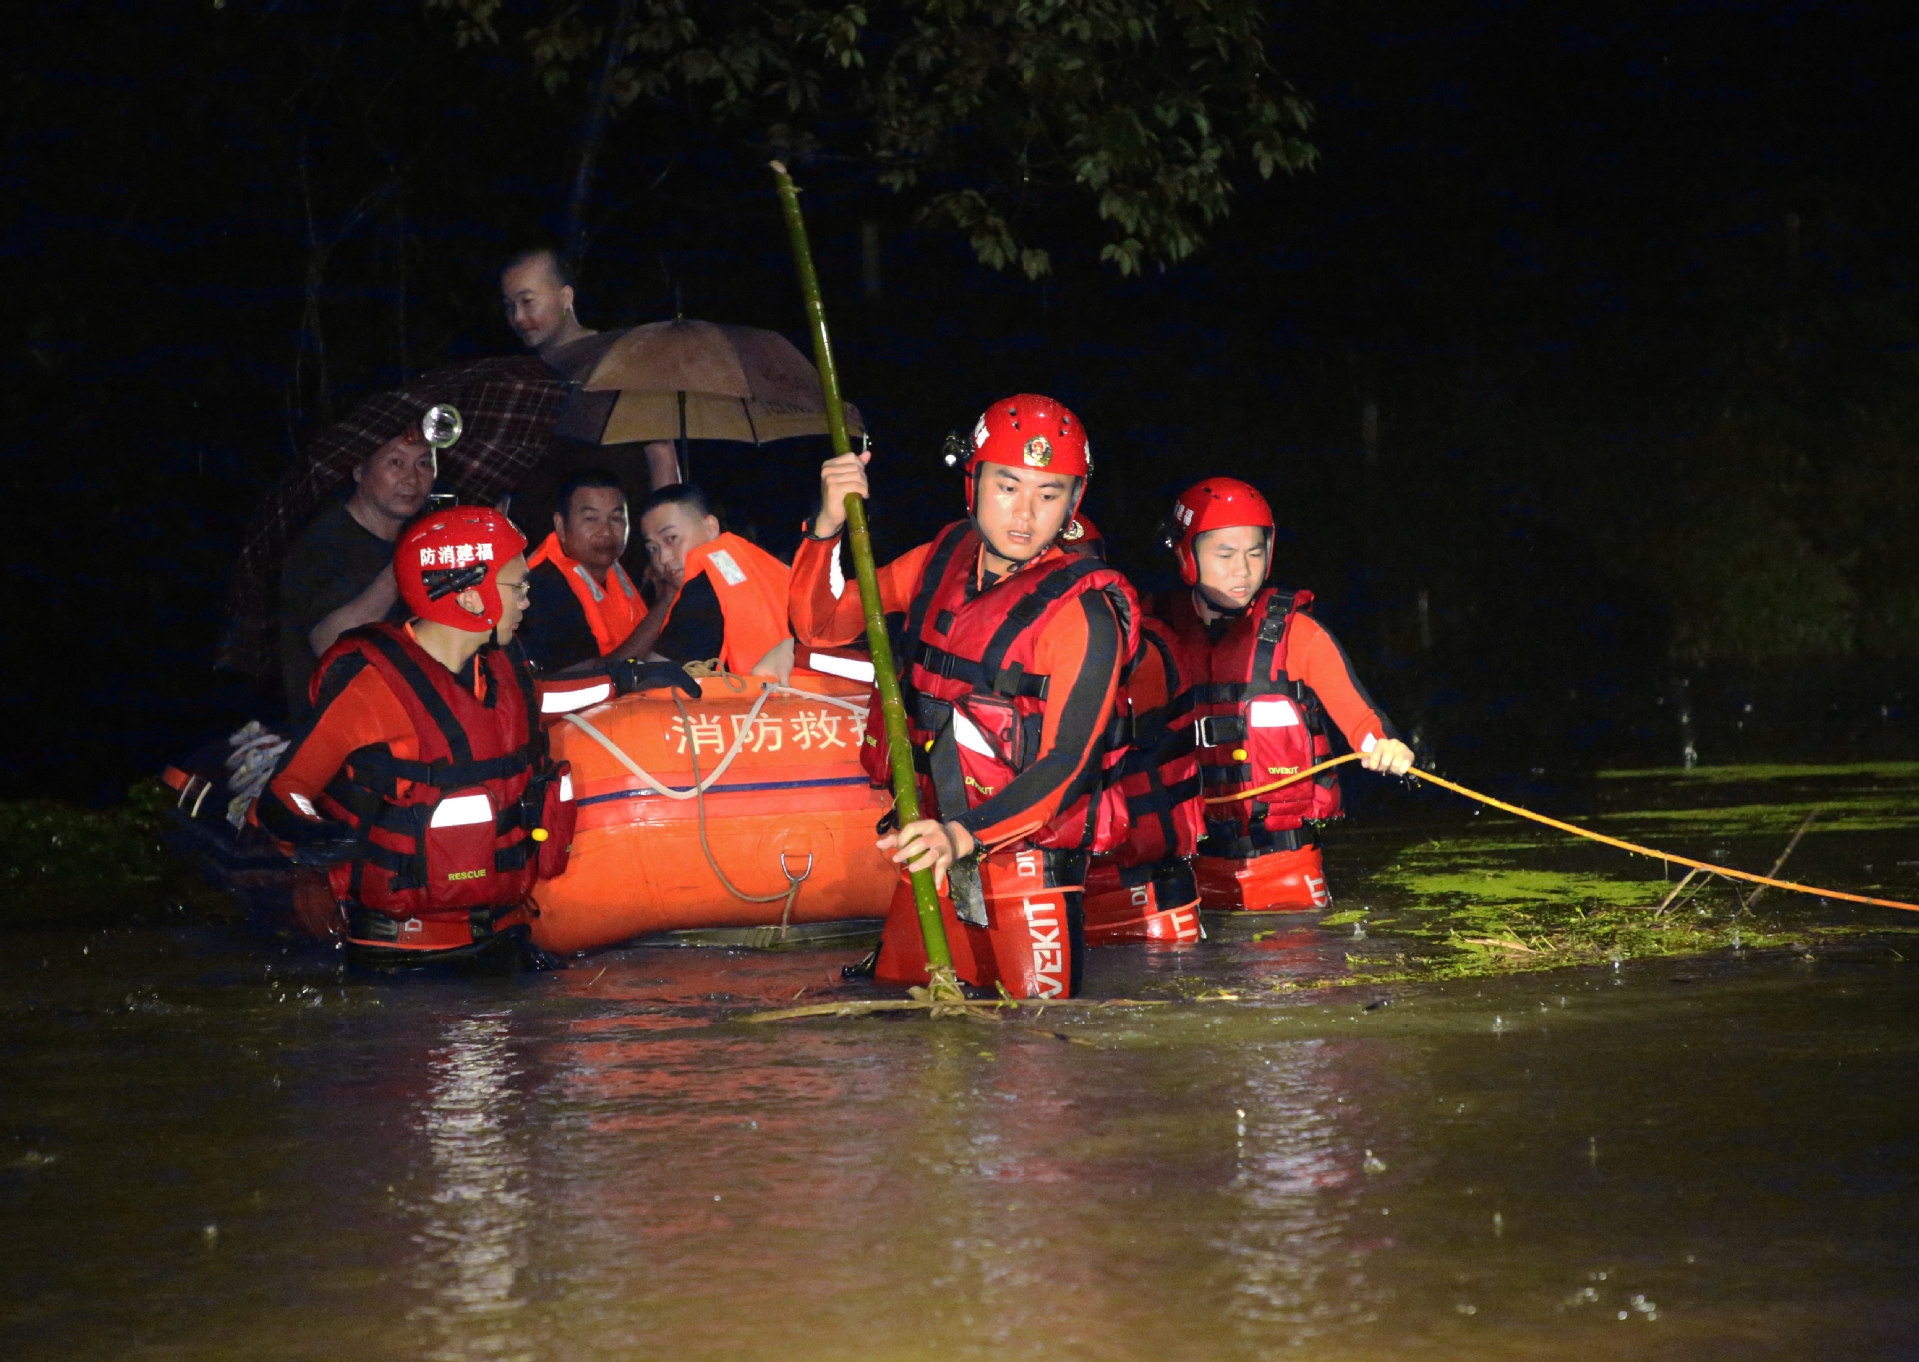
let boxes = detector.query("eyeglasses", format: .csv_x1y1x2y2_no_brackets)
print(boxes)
497,577,532,600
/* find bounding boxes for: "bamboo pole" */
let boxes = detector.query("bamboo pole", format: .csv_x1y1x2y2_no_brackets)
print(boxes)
769,161,961,996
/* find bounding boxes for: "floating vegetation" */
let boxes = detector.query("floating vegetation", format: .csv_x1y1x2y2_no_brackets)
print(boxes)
0,784,202,927
1288,763,1919,989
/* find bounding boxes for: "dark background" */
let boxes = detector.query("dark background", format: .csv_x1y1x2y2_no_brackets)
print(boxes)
5,1,1916,803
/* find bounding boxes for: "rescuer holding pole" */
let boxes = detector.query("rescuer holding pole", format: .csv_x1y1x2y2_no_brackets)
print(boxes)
788,397,1138,999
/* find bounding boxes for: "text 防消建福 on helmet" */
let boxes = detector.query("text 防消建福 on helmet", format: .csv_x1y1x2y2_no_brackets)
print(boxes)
1165,477,1274,586
396,507,528,631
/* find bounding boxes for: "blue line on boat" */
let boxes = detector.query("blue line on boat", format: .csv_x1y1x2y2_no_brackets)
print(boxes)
580,775,874,807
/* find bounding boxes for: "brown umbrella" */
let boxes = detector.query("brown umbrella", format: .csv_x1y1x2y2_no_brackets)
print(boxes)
549,319,863,451
216,355,569,677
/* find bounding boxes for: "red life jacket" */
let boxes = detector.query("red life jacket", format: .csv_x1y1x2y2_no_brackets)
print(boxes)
309,623,576,927
1099,613,1208,867
860,521,1139,853
1192,585,1341,854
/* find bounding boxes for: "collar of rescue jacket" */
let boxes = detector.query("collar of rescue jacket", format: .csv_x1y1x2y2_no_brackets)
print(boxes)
973,535,1067,595
530,529,608,585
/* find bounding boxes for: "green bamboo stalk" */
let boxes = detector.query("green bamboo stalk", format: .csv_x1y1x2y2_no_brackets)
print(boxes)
769,161,959,990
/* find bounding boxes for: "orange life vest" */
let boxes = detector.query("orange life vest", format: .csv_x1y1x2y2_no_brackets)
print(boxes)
529,531,647,656
666,531,793,672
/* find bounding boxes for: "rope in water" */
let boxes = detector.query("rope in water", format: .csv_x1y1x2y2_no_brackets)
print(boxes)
1206,753,1919,913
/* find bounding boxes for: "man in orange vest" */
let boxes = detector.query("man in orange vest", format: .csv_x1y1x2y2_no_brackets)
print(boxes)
635,484,795,679
519,467,650,676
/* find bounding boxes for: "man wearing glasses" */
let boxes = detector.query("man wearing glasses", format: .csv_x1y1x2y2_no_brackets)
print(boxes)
255,508,575,968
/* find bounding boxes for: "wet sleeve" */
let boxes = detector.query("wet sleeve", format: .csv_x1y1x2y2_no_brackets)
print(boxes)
789,533,934,647
652,574,726,663
255,664,416,842
517,562,601,671
1289,614,1399,750
952,592,1122,849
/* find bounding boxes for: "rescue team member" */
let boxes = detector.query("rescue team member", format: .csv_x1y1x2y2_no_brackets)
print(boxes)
1163,477,1413,910
279,428,436,718
790,395,1138,999
634,484,796,681
256,508,576,968
1056,512,1208,944
519,467,648,677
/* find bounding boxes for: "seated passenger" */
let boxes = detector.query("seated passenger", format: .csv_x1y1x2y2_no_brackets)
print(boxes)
1159,477,1414,911
279,429,435,718
255,508,576,967
518,468,648,675
635,484,795,679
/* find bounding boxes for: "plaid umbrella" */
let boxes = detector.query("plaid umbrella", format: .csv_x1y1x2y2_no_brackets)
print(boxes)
216,354,568,677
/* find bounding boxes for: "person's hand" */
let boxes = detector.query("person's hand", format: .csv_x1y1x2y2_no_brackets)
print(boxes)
749,637,796,685
877,817,975,892
610,658,701,698
1360,736,1415,777
812,448,873,539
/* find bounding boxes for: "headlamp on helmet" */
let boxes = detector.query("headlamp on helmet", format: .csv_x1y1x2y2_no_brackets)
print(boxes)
396,507,528,632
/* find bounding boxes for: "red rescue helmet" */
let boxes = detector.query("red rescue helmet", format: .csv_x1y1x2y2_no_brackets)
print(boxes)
948,394,1093,512
1166,477,1275,586
396,507,528,632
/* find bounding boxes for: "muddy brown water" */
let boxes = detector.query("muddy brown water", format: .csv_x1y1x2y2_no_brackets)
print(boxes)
5,802,1918,1359
6,939,1914,1360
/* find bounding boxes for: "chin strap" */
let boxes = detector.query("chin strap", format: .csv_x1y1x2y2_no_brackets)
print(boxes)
1195,585,1252,619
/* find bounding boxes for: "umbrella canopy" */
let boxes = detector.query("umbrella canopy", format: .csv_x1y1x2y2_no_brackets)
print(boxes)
550,319,863,446
216,355,569,677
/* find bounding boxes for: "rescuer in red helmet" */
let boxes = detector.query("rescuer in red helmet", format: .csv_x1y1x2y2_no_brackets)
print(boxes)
1142,476,1413,914
255,507,578,968
789,395,1139,999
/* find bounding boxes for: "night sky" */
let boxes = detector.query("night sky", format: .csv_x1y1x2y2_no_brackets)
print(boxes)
5,1,1916,801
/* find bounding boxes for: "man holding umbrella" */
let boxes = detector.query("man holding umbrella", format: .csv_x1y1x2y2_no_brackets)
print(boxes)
789,395,1136,999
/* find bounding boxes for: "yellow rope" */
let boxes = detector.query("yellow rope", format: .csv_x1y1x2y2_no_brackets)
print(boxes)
1205,753,1919,913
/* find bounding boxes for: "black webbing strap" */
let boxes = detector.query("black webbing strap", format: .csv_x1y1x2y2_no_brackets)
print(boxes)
905,639,1053,699
905,522,974,644
977,555,1110,690
360,629,474,765
1198,821,1316,857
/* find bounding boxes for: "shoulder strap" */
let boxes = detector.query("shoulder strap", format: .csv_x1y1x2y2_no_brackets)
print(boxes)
976,555,1109,696
905,521,973,643
356,627,474,765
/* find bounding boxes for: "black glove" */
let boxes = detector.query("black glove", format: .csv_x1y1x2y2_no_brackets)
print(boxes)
286,822,362,867
609,658,702,699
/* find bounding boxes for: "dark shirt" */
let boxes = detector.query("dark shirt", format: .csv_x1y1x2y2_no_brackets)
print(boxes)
279,499,403,719
517,559,604,673
653,574,725,664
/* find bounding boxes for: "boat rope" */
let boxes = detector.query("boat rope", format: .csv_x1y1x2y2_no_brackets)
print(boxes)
672,692,813,910
1206,753,1919,913
557,677,866,911
560,679,866,801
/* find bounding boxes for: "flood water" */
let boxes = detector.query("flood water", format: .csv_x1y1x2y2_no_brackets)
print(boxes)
5,889,1916,1362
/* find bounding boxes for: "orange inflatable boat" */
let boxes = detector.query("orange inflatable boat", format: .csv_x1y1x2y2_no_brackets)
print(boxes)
530,666,897,955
